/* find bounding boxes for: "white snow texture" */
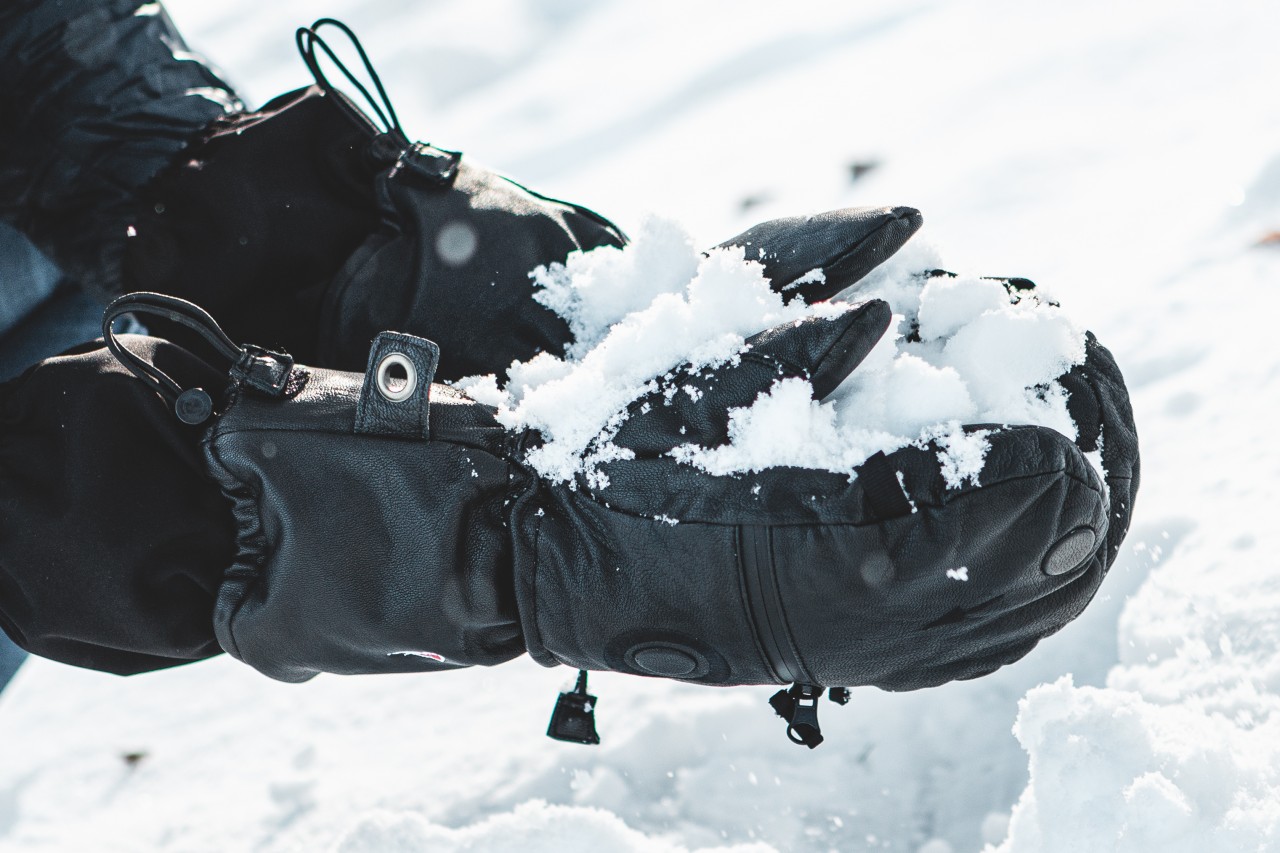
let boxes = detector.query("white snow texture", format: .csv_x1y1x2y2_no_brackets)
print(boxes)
3,1,1280,852
463,218,1084,488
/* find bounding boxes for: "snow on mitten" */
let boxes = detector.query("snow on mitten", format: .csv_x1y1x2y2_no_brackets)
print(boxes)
517,303,1111,697
3,291,1117,750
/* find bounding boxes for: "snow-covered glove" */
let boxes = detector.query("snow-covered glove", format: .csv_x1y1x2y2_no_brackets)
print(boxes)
146,300,1114,683
899,274,1140,578
528,304,1115,695
120,20,922,379
0,292,1118,748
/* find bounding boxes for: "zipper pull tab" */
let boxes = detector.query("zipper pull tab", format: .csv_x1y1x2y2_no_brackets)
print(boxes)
547,670,600,745
769,683,825,748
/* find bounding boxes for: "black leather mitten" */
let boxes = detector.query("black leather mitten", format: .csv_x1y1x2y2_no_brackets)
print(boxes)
121,20,922,379
91,297,1107,694
1,293,1125,749
513,304,1112,693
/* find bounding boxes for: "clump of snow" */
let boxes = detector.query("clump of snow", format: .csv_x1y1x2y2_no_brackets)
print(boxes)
459,219,845,482
458,217,1086,488
933,425,994,489
782,267,827,291
917,275,1012,340
992,677,1280,853
530,215,703,357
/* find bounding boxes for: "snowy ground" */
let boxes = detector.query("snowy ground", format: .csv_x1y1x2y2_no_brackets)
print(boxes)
3,1,1280,850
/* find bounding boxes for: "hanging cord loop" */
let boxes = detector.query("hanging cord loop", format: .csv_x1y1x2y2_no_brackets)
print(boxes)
295,18,404,140
293,19,461,188
102,293,297,425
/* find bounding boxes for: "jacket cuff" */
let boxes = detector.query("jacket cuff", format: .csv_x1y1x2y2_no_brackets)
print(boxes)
0,0,241,297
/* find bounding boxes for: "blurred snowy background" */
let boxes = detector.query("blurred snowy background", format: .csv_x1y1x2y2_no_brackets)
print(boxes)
3,1,1280,850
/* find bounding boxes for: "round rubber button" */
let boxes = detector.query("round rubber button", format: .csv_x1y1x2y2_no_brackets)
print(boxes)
1042,527,1097,576
175,388,213,425
632,646,699,677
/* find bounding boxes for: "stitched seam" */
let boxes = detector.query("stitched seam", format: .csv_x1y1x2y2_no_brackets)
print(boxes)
736,527,784,684
766,526,816,685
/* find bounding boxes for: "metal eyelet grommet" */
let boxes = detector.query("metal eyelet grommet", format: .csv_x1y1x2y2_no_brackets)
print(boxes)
375,352,417,402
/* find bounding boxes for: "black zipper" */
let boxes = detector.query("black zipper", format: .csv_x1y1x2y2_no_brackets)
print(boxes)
739,525,807,684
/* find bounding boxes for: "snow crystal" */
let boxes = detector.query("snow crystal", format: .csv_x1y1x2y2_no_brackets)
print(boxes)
459,217,1086,488
932,424,992,489
452,372,505,408
782,267,827,291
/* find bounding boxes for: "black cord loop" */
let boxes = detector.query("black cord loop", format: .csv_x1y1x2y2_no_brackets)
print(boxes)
102,293,297,425
295,18,404,139
102,293,242,407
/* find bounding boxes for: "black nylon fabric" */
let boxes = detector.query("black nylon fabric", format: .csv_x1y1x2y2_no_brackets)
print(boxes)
124,87,382,359
0,0,240,297
0,337,233,673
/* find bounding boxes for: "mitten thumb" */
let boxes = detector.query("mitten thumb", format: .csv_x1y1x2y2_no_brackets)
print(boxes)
715,206,922,302
745,298,892,399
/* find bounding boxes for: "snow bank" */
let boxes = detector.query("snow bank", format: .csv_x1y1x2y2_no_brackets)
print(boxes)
458,218,1086,488
333,800,773,853
996,678,1280,853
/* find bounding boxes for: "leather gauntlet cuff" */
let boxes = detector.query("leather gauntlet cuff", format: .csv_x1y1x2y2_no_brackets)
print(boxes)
202,333,525,682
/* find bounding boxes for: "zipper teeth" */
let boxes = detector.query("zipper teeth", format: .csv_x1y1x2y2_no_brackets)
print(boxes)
741,526,804,684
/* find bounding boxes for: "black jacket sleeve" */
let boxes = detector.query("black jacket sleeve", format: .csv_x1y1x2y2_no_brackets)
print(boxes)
0,0,240,299
0,336,235,674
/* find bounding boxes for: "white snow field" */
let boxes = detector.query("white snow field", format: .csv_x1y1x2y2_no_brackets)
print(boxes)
3,1,1280,850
